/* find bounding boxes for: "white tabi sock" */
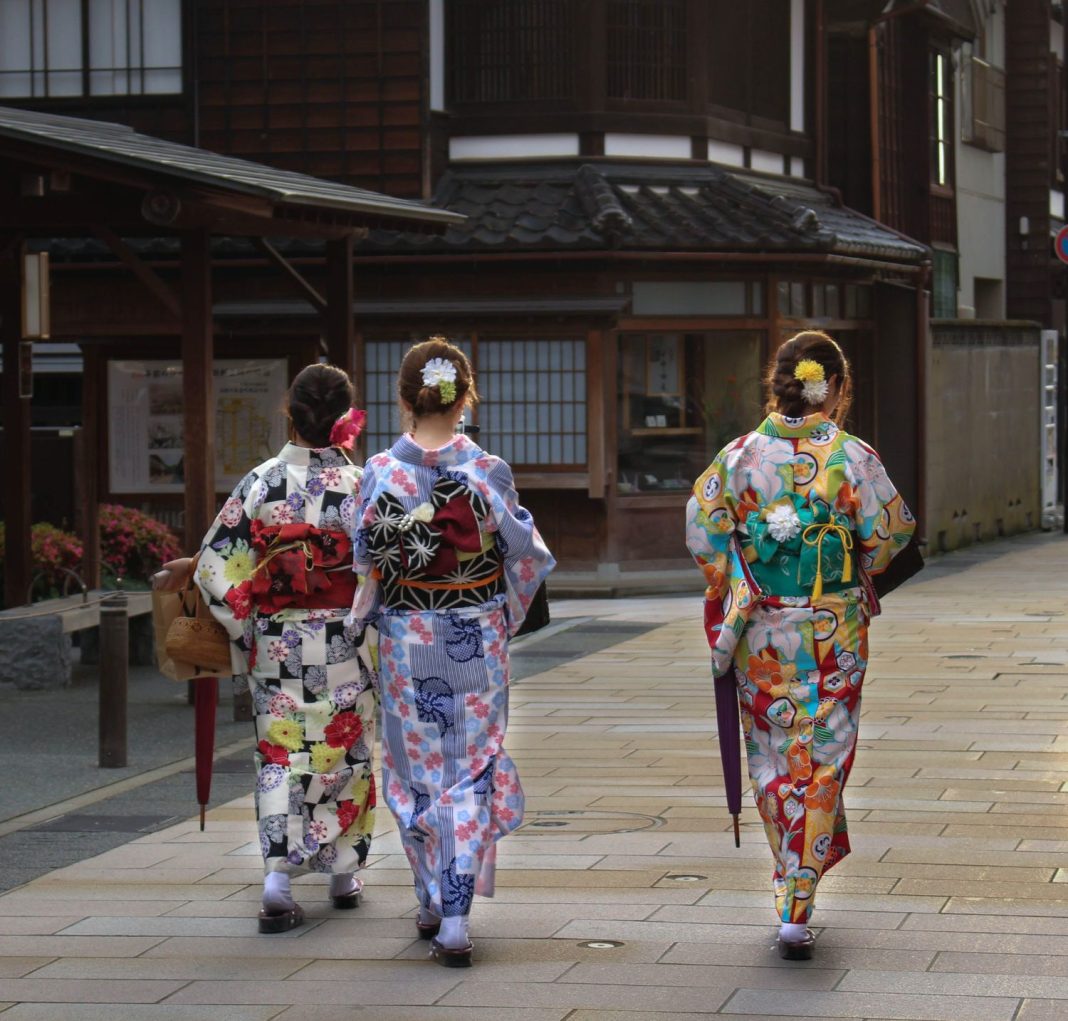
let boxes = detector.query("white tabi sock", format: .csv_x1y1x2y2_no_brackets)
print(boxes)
779,921,808,941
418,905,441,925
437,914,470,949
329,873,362,898
262,872,294,913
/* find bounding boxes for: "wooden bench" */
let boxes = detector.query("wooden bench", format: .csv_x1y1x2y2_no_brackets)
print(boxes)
0,590,153,689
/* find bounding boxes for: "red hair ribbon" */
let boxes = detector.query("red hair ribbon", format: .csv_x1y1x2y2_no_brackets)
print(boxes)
329,408,367,449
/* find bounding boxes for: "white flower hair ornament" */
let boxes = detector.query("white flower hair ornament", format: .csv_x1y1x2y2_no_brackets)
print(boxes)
794,358,829,405
421,357,458,405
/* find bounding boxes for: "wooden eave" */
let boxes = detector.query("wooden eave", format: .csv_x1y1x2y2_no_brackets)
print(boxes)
0,141,442,241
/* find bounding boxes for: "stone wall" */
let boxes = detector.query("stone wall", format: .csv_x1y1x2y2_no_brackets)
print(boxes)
925,321,1042,551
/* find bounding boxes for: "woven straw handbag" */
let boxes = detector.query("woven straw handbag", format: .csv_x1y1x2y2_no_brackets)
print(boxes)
159,556,233,677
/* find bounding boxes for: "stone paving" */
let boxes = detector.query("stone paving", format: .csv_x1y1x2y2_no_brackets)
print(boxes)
0,532,1065,1020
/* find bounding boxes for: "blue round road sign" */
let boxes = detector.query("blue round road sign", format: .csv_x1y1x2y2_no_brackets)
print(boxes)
1056,225,1068,265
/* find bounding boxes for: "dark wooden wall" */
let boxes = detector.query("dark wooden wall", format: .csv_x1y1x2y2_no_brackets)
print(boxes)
195,0,427,198
875,19,932,245
826,32,873,216
1006,0,1057,324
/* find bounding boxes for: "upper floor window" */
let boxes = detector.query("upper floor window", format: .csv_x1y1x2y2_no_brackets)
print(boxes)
445,0,794,129
708,0,790,126
447,0,575,105
0,0,183,99
606,0,687,103
930,49,954,187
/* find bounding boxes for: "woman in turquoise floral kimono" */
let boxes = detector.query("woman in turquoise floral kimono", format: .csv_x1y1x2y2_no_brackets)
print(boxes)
686,331,916,960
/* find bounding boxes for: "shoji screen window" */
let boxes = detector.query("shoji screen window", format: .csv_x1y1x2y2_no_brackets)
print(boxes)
477,338,587,467
363,338,474,457
0,0,182,99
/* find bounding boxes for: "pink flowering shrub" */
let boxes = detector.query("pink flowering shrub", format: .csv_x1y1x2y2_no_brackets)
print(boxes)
0,506,179,599
0,522,84,600
98,504,182,585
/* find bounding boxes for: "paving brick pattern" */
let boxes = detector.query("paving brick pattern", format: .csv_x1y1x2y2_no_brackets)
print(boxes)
0,533,1065,1020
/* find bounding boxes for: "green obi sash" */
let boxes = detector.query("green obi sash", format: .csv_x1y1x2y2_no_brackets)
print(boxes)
741,496,856,599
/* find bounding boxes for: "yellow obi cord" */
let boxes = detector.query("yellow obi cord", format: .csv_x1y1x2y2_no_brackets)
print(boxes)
800,522,854,600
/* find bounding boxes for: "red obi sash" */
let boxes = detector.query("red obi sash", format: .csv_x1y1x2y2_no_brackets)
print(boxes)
225,522,358,619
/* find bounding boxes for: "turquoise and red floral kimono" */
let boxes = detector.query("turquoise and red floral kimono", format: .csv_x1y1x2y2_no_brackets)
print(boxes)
686,412,915,925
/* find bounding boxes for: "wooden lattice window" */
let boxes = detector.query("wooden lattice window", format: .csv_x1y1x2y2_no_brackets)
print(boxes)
478,338,587,466
363,339,473,458
362,336,587,469
708,0,789,124
446,0,576,104
606,0,687,103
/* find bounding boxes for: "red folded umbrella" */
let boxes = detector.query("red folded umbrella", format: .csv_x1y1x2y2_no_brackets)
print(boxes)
713,673,743,847
194,676,219,831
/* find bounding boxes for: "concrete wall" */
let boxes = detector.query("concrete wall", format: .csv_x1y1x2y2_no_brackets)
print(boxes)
954,2,1007,319
925,322,1041,551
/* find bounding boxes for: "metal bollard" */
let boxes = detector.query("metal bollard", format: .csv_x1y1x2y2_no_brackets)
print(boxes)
99,591,128,768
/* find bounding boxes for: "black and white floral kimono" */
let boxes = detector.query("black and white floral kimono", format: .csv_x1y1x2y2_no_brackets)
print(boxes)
196,442,378,877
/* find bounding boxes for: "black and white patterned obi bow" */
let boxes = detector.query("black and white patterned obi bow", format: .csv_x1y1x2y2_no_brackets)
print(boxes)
368,476,490,576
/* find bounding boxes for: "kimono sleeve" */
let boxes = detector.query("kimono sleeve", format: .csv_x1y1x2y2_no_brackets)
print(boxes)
194,470,265,675
484,458,556,636
686,452,736,602
842,437,917,576
347,460,383,628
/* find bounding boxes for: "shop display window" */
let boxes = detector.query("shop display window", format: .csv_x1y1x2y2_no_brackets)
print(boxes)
617,331,762,494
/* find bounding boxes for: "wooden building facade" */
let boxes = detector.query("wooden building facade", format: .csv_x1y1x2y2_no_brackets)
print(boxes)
7,0,1060,584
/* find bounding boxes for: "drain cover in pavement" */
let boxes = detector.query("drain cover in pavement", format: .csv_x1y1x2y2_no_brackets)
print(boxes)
518,809,664,834
27,813,176,833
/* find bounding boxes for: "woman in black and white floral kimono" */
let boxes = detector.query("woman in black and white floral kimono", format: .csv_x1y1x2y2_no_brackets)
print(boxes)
193,364,378,933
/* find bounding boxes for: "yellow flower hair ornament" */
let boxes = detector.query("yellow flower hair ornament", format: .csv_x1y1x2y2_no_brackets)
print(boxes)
794,358,829,405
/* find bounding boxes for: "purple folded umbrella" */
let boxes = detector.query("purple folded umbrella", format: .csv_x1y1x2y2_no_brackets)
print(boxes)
714,673,743,847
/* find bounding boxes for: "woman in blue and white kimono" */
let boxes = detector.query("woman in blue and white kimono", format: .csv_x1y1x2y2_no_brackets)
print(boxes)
348,337,555,967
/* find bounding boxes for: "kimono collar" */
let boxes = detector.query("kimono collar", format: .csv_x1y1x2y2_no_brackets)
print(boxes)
391,432,481,468
276,442,350,467
758,412,839,441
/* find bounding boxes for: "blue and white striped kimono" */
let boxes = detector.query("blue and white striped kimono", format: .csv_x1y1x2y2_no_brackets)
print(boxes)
349,432,554,917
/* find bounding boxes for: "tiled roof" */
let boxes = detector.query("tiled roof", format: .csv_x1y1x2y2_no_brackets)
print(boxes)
360,162,927,263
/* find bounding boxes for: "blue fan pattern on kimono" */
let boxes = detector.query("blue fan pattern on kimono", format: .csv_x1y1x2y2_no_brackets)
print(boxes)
349,433,555,917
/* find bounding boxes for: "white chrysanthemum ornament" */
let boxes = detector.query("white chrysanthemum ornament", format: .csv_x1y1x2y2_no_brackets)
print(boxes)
766,503,802,543
421,357,458,404
794,358,829,405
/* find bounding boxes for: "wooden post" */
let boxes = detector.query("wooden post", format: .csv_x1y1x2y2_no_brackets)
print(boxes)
181,230,215,552
325,235,355,378
78,345,101,589
1,242,32,608
587,327,605,499
98,591,129,767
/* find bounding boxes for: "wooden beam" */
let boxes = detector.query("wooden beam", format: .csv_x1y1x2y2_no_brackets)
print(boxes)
1,242,32,607
93,226,182,320
0,194,147,231
254,238,327,314
325,235,355,378
180,230,215,551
